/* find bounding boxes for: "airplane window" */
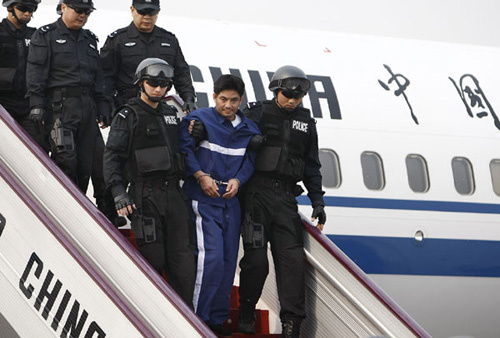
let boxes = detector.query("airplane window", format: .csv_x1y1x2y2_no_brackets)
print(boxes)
452,157,475,195
319,148,341,188
361,151,385,190
489,159,500,196
406,154,430,193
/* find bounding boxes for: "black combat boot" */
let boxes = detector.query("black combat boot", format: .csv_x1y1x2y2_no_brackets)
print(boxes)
281,319,302,338
237,303,256,334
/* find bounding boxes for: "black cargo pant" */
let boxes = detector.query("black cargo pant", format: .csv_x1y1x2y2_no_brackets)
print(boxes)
48,93,98,192
130,177,196,307
238,175,306,322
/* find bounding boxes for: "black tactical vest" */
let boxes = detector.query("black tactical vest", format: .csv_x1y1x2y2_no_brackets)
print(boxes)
127,100,184,180
0,19,35,92
247,100,314,181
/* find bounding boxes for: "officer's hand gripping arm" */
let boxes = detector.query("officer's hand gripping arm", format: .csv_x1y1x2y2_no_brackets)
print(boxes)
182,97,198,113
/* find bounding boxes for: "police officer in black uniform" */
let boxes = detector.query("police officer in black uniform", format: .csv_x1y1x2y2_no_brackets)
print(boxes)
0,0,43,145
103,58,195,306
100,0,197,112
237,65,327,337
26,0,111,193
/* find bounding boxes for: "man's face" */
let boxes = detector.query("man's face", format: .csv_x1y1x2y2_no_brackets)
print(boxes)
61,4,89,30
213,90,243,121
276,90,305,111
131,6,159,33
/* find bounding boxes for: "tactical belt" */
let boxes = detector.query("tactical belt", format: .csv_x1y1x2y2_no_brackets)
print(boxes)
132,175,180,188
252,174,295,193
48,86,92,98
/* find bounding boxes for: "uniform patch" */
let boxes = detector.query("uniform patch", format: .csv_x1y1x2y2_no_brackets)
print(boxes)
125,42,136,47
161,42,171,47
163,115,178,125
25,38,30,47
89,44,96,49
292,120,308,133
55,39,66,44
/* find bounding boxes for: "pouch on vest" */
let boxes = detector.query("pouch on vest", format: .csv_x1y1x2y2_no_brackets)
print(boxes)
135,146,171,174
255,146,281,172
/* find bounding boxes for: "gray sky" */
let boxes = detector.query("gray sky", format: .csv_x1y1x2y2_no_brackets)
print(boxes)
28,0,500,47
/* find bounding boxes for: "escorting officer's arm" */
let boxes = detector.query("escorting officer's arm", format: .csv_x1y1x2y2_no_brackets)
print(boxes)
91,32,112,128
26,27,51,112
303,120,327,230
103,108,136,216
99,32,120,101
170,36,196,109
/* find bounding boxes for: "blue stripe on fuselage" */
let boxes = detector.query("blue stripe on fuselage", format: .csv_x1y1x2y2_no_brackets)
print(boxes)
297,195,500,214
328,235,500,277
297,195,500,277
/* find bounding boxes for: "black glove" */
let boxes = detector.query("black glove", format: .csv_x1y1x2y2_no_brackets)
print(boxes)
191,120,207,142
113,193,133,211
248,134,266,150
311,205,327,224
182,97,198,113
97,111,111,127
29,107,46,124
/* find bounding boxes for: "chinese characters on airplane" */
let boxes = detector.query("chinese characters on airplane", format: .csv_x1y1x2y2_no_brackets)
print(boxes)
378,64,419,125
449,74,500,130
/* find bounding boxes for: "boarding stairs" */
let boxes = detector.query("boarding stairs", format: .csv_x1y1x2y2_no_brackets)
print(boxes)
0,104,429,337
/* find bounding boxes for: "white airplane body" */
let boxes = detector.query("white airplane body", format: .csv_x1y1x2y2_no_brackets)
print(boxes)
3,2,499,337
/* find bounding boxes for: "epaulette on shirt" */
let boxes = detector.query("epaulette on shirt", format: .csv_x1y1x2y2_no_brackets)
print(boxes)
244,101,263,122
108,27,127,39
116,106,132,119
39,23,56,33
87,29,99,42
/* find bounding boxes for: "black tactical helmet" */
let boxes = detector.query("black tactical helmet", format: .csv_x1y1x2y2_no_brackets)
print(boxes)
268,65,311,94
62,0,94,10
2,0,40,8
134,58,174,85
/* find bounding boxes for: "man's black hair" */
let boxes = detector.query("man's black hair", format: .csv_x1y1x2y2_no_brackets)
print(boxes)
213,74,245,97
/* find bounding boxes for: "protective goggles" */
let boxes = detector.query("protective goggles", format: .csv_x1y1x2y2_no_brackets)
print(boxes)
280,77,311,93
282,90,306,100
15,4,37,12
142,64,174,79
68,5,93,15
146,79,171,88
136,8,159,16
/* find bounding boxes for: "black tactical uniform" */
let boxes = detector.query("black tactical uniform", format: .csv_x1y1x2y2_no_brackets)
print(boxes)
100,23,195,107
0,18,34,121
26,17,111,192
0,16,47,147
103,97,195,306
238,99,325,328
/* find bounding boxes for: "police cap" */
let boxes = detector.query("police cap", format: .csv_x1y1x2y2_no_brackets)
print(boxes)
132,0,160,10
269,65,311,94
63,0,94,10
134,58,174,84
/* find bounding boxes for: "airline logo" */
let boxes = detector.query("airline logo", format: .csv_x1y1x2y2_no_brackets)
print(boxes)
0,213,5,237
189,65,342,121
19,252,106,337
